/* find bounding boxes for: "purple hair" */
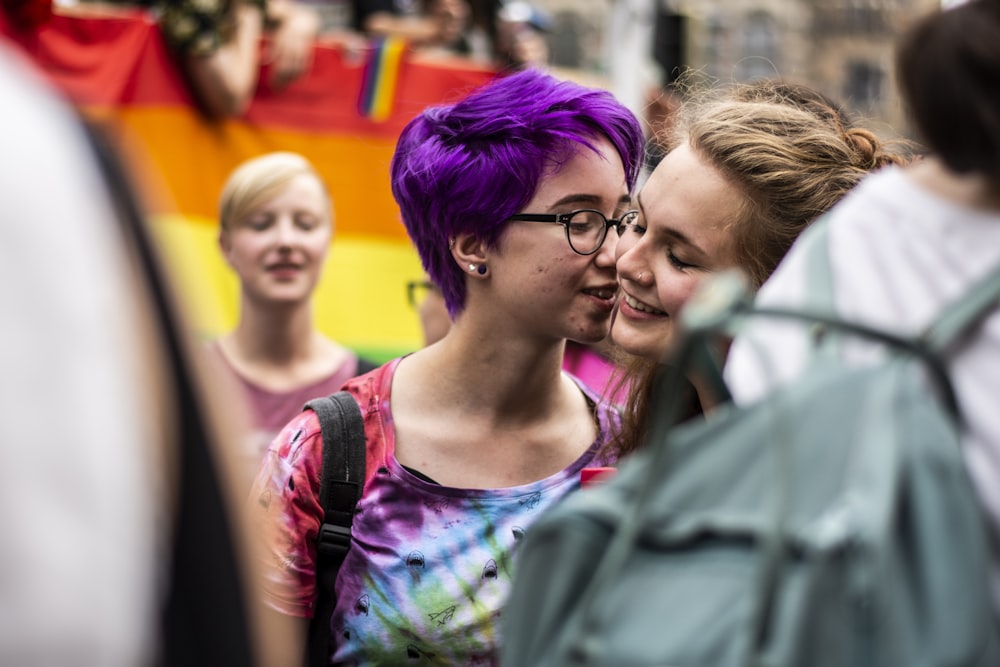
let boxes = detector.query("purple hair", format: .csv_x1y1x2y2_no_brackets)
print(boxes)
390,68,645,318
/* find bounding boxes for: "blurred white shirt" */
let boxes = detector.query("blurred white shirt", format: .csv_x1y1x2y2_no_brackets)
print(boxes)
725,165,1000,608
0,47,160,665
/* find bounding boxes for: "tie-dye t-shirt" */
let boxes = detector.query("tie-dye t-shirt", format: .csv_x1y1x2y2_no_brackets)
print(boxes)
250,357,618,665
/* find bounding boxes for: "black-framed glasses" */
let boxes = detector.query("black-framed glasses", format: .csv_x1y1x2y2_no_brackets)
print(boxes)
406,280,439,307
507,209,640,256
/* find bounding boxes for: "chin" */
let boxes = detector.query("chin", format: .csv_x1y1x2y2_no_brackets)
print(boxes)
573,322,612,345
253,290,312,306
612,325,672,363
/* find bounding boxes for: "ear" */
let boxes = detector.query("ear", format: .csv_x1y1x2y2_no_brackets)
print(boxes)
218,228,234,266
450,232,489,276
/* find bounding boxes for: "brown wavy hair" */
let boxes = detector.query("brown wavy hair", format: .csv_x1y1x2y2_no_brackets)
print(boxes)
606,79,908,460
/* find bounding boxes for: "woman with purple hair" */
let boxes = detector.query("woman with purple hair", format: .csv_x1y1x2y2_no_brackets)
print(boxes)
250,67,644,664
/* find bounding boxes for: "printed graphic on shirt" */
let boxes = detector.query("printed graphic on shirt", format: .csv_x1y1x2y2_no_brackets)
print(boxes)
251,360,618,664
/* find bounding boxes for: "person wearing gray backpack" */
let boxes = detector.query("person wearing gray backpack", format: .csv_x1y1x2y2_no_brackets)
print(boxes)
501,2,1000,665
726,0,1000,613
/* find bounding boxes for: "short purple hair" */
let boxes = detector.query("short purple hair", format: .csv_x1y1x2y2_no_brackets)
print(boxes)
391,68,644,318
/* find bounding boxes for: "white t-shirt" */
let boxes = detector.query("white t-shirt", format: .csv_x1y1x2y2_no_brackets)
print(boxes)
0,48,159,665
725,165,1000,605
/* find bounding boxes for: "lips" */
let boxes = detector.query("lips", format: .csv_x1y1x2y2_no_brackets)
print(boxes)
623,293,667,316
265,262,304,280
266,261,303,272
583,285,617,301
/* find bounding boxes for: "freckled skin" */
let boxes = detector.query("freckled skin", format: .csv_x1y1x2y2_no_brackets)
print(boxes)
483,136,626,346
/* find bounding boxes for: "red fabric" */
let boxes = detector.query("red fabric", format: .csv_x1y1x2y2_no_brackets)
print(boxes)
244,47,494,136
0,13,497,231
1,11,193,106
2,0,53,31
0,12,495,135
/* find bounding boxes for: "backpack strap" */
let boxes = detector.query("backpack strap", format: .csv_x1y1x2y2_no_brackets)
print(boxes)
801,215,1000,359
302,390,367,667
803,214,837,314
922,262,1000,354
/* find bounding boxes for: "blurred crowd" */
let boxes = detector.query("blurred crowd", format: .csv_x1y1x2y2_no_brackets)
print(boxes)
9,0,553,116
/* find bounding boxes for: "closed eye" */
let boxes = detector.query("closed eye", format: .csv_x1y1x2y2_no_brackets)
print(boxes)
668,251,697,270
294,213,321,231
247,215,273,231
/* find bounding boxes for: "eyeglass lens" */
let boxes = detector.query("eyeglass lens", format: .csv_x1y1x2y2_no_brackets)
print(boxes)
566,210,638,254
407,280,436,307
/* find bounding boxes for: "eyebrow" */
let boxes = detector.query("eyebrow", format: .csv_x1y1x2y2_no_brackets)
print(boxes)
550,193,633,210
635,192,710,258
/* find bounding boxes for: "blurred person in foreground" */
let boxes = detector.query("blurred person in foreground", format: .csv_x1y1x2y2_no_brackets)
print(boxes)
0,42,291,666
0,41,161,666
725,0,1000,610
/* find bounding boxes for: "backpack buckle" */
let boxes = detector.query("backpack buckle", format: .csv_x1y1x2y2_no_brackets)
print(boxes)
317,522,352,557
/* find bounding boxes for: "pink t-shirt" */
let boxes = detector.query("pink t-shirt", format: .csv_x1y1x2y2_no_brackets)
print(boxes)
562,342,628,405
209,341,364,480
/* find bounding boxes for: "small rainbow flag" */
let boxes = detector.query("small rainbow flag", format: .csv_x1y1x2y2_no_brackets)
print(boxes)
357,36,408,123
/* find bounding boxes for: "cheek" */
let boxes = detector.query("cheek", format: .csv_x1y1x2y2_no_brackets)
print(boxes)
519,256,579,302
227,235,265,266
304,234,332,259
529,261,556,296
655,270,704,312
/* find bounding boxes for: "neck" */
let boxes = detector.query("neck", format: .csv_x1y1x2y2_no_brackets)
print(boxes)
407,319,571,419
231,295,317,363
908,157,1000,212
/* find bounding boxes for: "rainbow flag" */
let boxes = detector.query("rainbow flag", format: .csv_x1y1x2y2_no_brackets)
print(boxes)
1,12,496,361
357,36,409,122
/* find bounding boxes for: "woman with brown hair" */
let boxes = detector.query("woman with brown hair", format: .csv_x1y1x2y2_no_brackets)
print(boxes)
726,0,1000,609
606,79,906,459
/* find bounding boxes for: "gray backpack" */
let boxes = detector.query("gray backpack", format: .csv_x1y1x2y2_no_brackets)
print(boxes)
502,224,1000,667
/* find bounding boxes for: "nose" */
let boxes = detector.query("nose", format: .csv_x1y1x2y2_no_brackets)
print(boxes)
615,236,647,285
593,225,618,267
274,216,298,247
613,220,638,259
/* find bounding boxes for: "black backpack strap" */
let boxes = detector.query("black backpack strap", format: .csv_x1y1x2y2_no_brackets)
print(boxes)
302,390,367,667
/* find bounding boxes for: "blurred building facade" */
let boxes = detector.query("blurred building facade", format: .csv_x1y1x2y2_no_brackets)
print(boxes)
536,0,942,139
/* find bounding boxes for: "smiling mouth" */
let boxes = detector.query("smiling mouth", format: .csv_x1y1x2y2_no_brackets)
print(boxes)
583,287,616,301
624,294,667,316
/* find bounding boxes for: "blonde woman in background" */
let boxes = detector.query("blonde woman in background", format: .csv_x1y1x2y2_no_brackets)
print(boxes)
212,152,376,483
